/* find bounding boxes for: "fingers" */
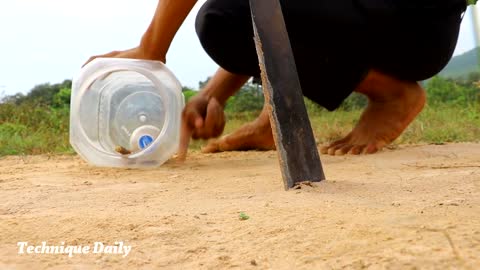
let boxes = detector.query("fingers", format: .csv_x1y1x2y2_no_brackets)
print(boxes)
177,120,192,162
177,96,208,160
185,97,225,140
208,98,226,137
183,104,205,140
82,56,96,68
194,98,225,139
82,51,121,67
177,97,226,161
177,100,207,161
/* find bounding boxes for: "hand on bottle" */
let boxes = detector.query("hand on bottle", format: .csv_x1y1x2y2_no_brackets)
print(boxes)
82,46,166,67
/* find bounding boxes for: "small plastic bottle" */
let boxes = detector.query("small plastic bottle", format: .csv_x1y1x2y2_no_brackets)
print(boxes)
70,58,185,168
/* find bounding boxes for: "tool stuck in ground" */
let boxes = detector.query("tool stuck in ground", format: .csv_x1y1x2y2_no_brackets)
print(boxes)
249,0,326,189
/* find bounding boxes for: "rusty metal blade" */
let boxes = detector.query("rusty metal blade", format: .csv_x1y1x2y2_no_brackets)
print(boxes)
249,0,325,189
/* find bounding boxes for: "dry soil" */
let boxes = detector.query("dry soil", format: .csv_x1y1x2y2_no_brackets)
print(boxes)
0,143,479,269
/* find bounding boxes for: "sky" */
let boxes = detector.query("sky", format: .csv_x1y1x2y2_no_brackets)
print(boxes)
0,1,477,96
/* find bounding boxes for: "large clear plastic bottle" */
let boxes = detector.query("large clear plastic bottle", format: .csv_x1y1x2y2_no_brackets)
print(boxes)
70,58,185,168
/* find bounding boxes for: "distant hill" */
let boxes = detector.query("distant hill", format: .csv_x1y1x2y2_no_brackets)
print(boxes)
440,47,480,78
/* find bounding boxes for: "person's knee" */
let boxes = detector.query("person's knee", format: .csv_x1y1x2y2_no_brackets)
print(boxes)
195,0,216,45
195,1,225,60
195,0,260,77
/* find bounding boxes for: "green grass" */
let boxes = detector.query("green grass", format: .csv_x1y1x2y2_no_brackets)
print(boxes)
401,103,480,144
308,103,480,146
0,103,72,156
0,103,479,156
238,212,250,221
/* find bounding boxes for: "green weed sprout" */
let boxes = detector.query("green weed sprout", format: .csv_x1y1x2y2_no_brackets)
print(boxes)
239,212,250,221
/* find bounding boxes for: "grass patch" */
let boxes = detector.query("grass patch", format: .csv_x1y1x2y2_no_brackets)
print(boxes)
0,103,72,156
310,103,480,146
400,103,480,144
0,103,478,156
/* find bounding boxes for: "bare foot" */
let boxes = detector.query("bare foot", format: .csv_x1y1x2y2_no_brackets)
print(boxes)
202,107,276,153
321,70,426,155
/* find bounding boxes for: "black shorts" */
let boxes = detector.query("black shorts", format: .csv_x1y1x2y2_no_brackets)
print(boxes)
195,0,467,110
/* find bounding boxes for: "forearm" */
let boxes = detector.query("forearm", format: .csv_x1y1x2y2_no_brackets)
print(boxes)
140,0,198,60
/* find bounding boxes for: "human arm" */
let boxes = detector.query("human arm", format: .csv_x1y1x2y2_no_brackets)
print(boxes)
84,0,198,65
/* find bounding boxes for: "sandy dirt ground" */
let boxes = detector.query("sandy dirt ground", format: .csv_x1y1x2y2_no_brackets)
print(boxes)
0,143,479,270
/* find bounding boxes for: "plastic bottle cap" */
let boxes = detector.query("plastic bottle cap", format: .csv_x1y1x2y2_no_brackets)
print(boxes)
129,125,161,152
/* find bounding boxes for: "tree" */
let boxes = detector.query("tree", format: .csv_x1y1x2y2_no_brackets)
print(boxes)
223,80,264,112
52,88,72,108
425,76,479,105
1,93,25,105
7,80,72,106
